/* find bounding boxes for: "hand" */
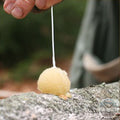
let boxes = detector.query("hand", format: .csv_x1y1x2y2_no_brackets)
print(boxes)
3,0,62,19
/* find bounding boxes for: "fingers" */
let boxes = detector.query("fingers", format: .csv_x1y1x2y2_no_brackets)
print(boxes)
3,0,63,19
4,0,35,19
35,0,62,10
4,0,16,14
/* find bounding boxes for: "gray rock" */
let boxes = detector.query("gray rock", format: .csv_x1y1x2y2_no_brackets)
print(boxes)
0,82,119,120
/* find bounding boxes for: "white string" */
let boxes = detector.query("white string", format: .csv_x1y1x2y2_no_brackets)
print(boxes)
51,6,56,67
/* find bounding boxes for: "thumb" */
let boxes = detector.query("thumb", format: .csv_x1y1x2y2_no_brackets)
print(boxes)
35,0,63,10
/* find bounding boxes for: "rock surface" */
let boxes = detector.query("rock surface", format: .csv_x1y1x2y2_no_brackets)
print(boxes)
0,82,119,120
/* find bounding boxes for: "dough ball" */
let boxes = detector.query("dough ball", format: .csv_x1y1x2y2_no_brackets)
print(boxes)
37,67,71,96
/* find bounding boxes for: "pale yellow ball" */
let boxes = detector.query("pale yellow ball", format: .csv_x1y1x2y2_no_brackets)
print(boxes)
37,67,71,96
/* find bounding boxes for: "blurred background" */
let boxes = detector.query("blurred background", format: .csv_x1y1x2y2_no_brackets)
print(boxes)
0,0,87,97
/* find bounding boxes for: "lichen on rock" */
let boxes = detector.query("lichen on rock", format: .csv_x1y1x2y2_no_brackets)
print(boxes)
0,82,119,120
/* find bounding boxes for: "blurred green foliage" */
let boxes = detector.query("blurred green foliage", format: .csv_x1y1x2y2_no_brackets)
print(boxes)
0,0,86,66
0,0,87,80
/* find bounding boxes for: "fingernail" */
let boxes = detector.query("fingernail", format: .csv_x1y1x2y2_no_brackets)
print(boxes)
11,7,23,18
5,3,14,13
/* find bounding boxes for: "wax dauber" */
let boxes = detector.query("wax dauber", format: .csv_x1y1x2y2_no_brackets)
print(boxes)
37,7,71,100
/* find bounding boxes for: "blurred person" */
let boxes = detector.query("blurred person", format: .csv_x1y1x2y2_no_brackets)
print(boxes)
70,0,120,88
